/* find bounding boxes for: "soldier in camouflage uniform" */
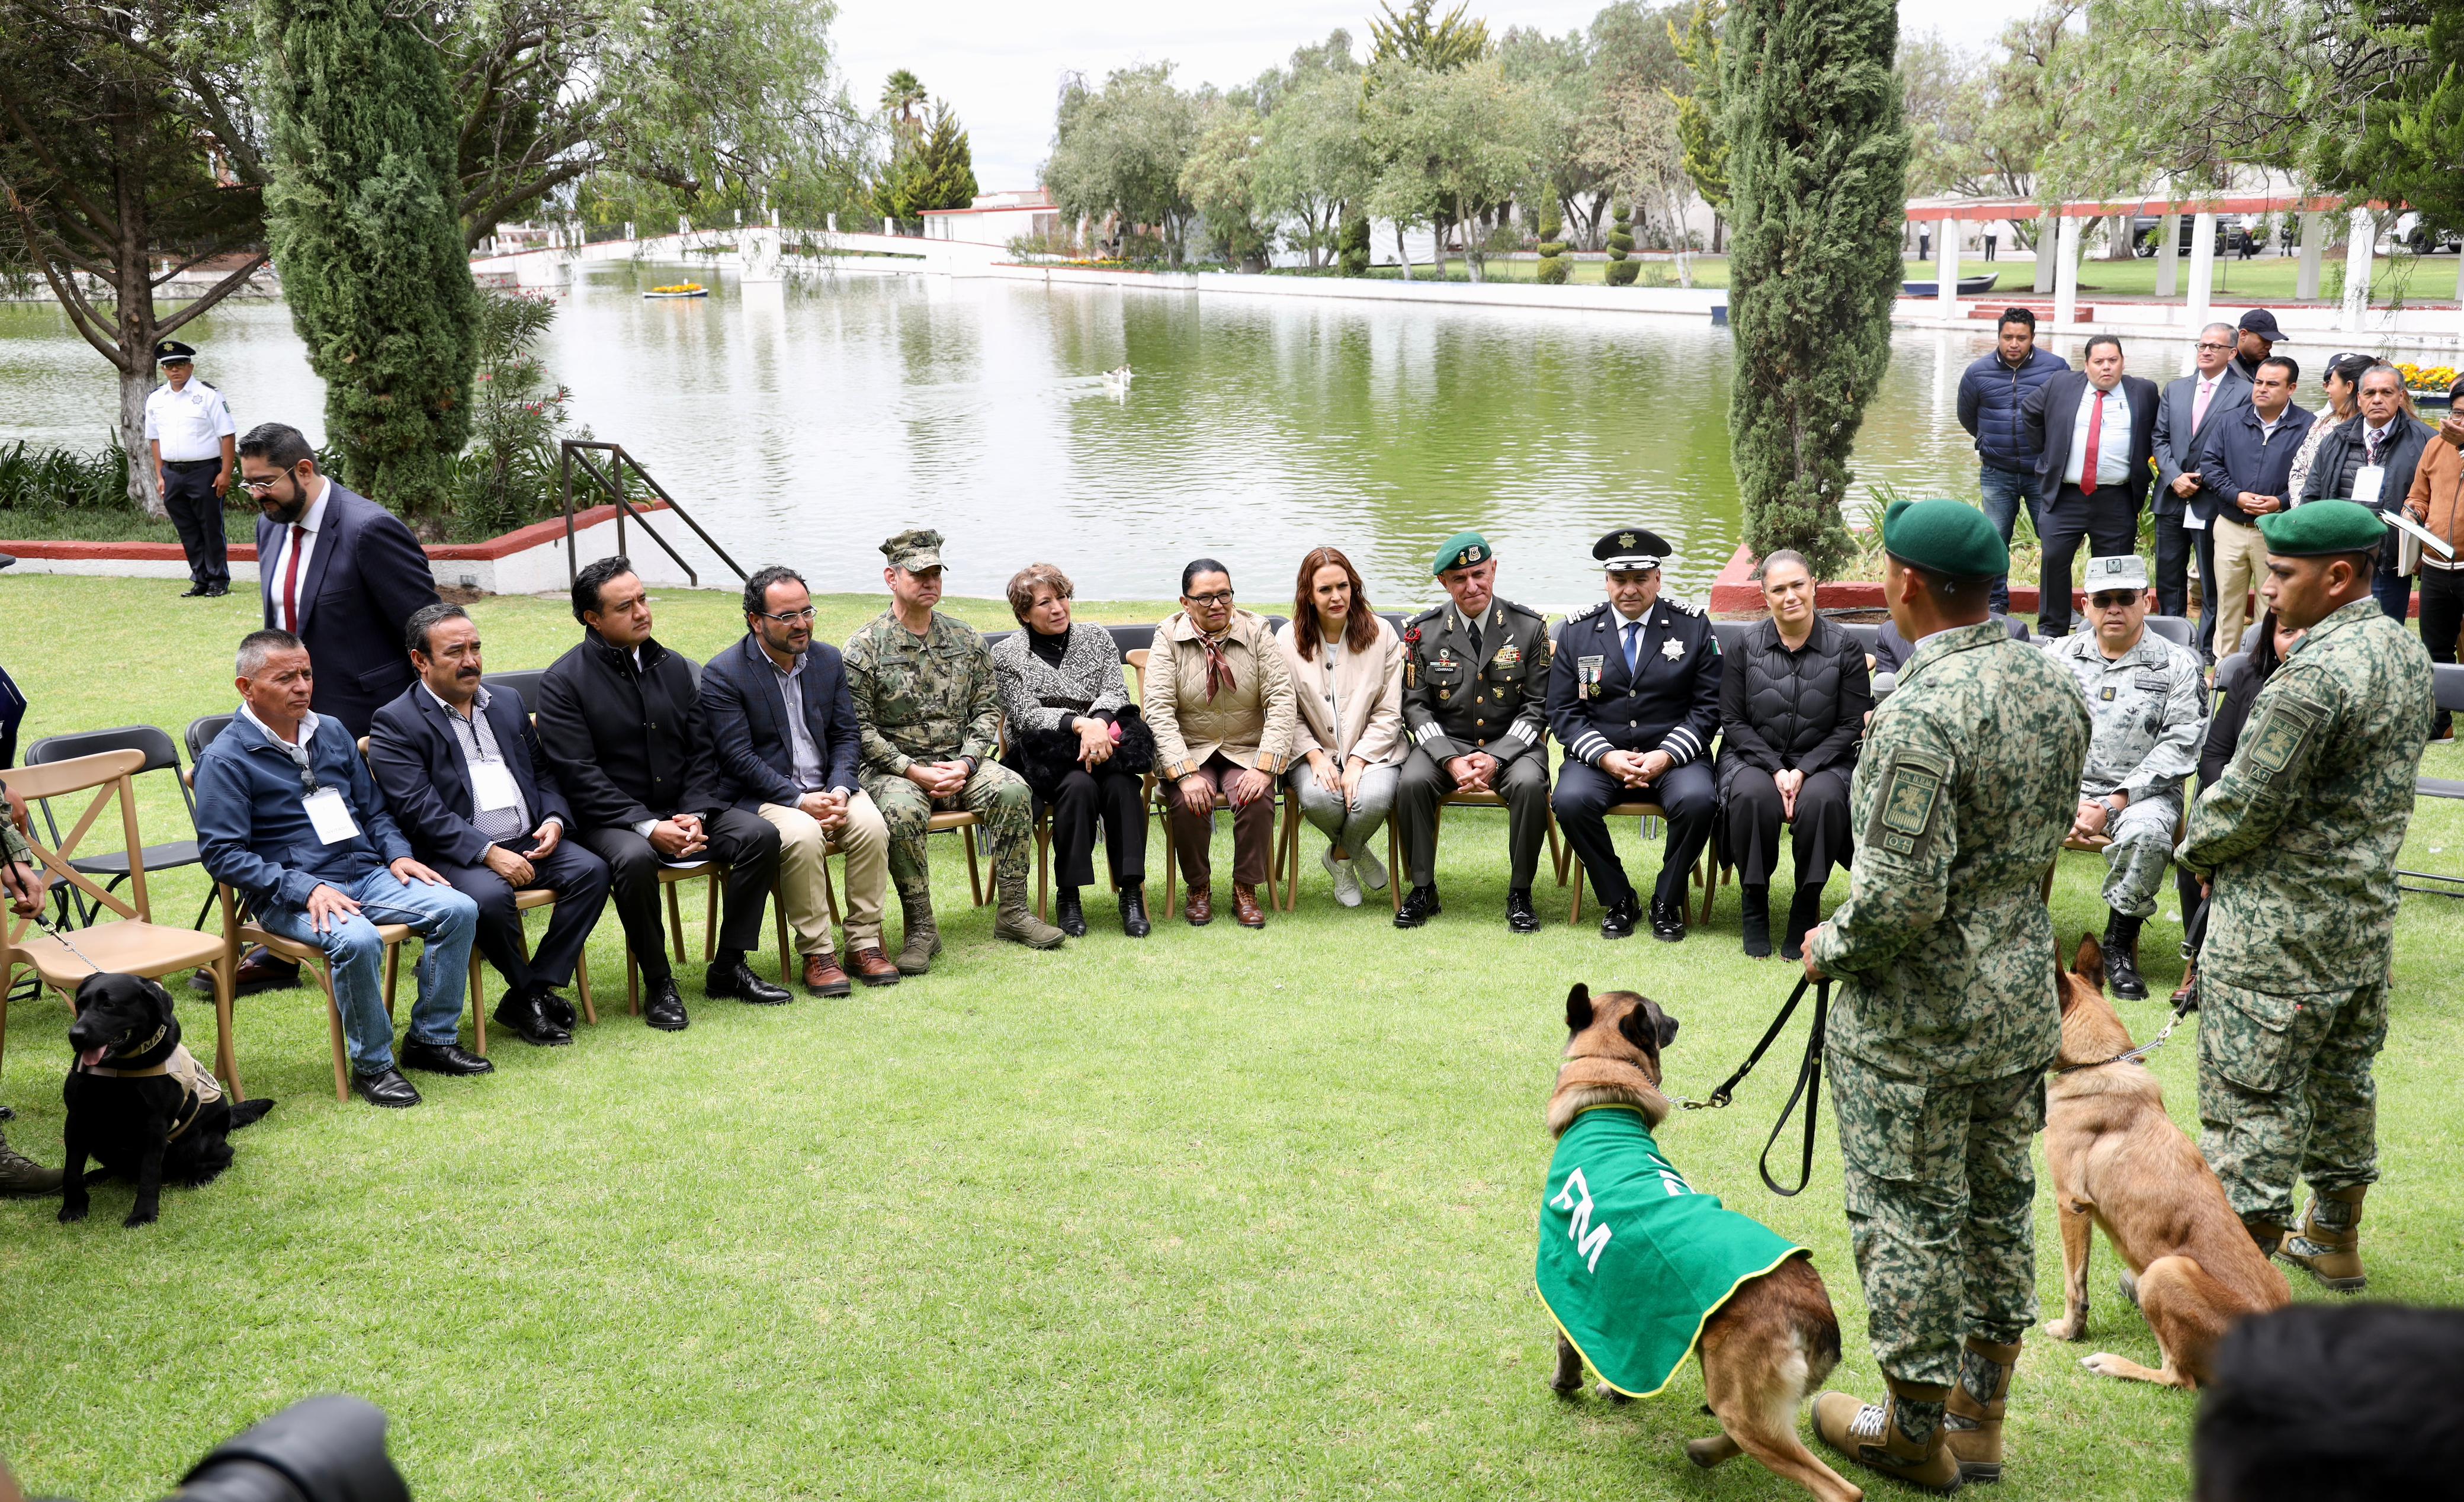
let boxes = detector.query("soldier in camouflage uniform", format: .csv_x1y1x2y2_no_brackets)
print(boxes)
2045,554,2208,1000
844,529,1065,971
1805,499,2090,1492
2180,500,2434,1292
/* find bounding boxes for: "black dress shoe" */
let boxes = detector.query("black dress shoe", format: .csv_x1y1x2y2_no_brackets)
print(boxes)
179,583,210,598
352,1068,422,1108
1118,884,1151,938
1649,898,1687,943
493,992,572,1047
705,957,792,1006
1056,887,1089,938
1394,885,1442,929
1505,887,1540,934
202,585,229,598
1599,893,1641,939
643,976,689,1031
399,1038,495,1076
537,990,579,1030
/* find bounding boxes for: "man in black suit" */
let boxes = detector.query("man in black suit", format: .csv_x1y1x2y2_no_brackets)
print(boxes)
2023,335,2161,636
237,423,439,737
1547,527,1724,943
368,604,611,1048
532,556,791,1031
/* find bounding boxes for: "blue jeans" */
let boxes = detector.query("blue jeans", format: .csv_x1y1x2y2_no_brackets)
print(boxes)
256,868,479,1074
1978,466,2045,616
2373,566,2414,625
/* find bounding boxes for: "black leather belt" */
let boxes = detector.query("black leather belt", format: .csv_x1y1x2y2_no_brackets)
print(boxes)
161,458,221,470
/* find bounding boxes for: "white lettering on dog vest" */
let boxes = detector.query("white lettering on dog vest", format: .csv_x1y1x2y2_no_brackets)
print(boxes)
1549,1166,1615,1272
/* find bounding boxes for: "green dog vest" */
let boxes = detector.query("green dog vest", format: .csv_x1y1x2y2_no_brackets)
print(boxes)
1536,1105,1807,1397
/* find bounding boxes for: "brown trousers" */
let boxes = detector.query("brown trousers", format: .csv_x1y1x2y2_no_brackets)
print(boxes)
1168,753,1274,888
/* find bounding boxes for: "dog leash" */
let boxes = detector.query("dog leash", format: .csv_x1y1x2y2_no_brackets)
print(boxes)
1667,974,1831,1198
26,912,102,974
2054,992,2196,1076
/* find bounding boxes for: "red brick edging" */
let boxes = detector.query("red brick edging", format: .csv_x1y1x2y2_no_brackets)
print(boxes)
0,500,668,564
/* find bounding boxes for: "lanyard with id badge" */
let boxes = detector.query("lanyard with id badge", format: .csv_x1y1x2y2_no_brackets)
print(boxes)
299,768,361,844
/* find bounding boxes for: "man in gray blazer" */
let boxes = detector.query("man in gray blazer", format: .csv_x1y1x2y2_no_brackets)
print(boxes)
2150,324,2251,660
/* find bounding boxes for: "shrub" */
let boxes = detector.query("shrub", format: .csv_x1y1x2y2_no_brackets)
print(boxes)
1536,208,1568,285
1337,210,1371,277
447,287,582,541
1605,200,1639,287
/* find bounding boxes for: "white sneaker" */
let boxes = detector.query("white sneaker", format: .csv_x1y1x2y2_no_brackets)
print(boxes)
1352,842,1388,893
1323,847,1362,907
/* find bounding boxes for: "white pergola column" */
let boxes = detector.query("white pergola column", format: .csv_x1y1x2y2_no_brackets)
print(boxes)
2035,212,2058,293
2341,207,2376,332
2053,215,2083,330
2155,212,2181,297
2186,211,2218,333
1937,217,1961,322
2296,211,2325,299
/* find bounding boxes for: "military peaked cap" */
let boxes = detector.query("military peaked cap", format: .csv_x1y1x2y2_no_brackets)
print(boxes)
1594,527,1669,572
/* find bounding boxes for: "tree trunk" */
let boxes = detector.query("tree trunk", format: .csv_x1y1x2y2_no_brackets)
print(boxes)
1670,191,1695,288
110,108,166,516
1430,213,1449,280
1395,223,1413,280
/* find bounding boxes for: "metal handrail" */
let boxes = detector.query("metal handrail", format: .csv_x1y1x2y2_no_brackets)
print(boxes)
557,440,749,589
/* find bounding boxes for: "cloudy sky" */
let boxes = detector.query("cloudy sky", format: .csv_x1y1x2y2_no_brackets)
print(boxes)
833,0,2039,192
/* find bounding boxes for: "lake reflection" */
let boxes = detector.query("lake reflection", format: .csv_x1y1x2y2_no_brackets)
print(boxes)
0,264,2193,605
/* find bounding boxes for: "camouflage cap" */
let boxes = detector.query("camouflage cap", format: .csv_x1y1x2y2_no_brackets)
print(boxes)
882,528,945,572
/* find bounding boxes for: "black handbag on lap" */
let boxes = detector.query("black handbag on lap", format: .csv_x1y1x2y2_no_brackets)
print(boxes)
1010,707,1154,791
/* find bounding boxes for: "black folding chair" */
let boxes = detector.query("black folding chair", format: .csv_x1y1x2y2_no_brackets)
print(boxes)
26,726,206,929
2400,663,2464,898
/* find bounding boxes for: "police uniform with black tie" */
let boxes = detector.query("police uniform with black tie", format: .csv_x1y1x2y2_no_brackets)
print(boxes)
1392,533,1554,932
142,339,236,596
1548,528,1722,941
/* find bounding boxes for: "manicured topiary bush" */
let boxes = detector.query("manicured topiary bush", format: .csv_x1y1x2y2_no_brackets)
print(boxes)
1337,209,1371,278
1535,208,1569,285
1605,200,1638,287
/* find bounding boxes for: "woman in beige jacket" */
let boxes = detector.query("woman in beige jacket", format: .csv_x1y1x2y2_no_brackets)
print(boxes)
1273,547,1406,907
1144,559,1296,927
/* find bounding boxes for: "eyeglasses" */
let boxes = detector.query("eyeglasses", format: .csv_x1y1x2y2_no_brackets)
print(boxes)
754,606,817,624
238,475,288,495
1185,590,1234,607
2196,341,2234,353
2088,591,2142,609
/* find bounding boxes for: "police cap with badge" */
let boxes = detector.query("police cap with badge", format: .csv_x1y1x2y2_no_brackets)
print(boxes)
1548,525,1719,768
153,339,198,365
1594,526,1668,574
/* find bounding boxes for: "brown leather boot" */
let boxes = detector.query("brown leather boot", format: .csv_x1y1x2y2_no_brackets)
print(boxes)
802,952,852,997
1233,882,1266,928
845,945,900,987
1185,885,1214,926
1944,1336,2023,1482
0,1129,62,1198
1814,1376,1963,1493
2280,1185,2367,1291
896,898,942,977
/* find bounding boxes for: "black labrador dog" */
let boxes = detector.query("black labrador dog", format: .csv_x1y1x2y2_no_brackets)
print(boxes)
62,972,272,1226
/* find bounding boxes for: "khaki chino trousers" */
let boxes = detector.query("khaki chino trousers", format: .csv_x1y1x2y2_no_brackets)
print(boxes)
758,791,890,954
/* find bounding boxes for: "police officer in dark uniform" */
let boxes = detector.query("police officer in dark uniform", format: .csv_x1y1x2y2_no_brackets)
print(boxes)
1549,527,1722,941
1392,531,1555,932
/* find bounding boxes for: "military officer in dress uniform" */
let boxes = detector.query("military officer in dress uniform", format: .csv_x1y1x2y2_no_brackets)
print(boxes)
1391,531,1555,932
143,339,238,598
1547,527,1722,941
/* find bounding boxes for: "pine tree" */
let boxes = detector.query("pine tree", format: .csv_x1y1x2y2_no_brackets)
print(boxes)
261,0,477,525
1721,0,1908,575
1604,200,1638,286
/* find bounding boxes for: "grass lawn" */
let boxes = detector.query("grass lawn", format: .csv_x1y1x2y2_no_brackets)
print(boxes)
2,575,2460,1500
1918,252,2457,306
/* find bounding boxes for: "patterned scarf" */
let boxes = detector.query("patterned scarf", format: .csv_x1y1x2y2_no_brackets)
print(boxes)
1195,627,1239,701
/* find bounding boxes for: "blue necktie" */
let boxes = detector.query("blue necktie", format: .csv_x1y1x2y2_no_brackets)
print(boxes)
1623,621,1641,675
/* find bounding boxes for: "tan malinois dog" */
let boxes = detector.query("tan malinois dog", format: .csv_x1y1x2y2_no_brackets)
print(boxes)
2044,935,2290,1387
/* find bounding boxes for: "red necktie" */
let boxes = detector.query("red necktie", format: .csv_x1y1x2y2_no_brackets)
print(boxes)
281,524,306,631
2080,391,2105,498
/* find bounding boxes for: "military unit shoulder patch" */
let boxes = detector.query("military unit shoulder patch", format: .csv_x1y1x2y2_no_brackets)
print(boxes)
1867,750,1949,858
1565,600,1612,624
2243,695,2324,781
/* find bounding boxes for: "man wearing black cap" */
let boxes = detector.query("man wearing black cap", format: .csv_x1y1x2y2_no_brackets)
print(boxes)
1546,528,1721,942
2234,309,2286,383
143,340,237,598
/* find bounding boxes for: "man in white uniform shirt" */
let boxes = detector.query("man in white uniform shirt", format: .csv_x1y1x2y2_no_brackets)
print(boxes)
143,340,237,598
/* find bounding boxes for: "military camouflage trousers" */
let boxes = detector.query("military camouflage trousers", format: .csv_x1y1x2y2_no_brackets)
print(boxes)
2100,792,2180,919
2196,974,2387,1225
861,760,1035,905
1830,1050,2045,1387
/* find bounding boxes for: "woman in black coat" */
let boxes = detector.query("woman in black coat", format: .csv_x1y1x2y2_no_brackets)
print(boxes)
1716,551,1872,959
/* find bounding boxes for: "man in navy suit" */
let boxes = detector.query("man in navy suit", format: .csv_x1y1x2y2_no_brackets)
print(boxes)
2022,336,2162,637
368,604,610,1047
700,566,898,995
1548,527,1724,943
238,422,439,738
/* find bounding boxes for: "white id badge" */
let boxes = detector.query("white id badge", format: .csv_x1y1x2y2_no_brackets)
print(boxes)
469,760,521,813
302,786,361,844
2182,509,2208,532
2352,465,2386,509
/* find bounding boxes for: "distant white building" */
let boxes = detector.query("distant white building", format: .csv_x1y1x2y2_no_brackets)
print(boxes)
921,188,1062,246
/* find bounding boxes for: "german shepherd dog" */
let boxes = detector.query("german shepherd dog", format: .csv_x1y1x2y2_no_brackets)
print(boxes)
2043,936,2289,1387
62,972,272,1227
1547,985,1862,1502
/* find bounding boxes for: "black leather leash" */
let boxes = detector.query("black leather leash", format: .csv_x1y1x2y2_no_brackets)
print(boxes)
1670,974,1831,1198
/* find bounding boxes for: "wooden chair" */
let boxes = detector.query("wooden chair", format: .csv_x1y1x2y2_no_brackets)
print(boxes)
1369,788,1568,917
1124,648,1293,916
1560,800,1720,926
220,880,415,1103
0,750,238,1095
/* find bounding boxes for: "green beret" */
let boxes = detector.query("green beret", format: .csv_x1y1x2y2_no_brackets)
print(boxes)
2257,499,2385,557
1882,498,2008,578
1431,531,1493,576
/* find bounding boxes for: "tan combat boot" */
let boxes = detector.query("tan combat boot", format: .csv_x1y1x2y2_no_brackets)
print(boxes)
992,872,1066,949
1814,1376,1964,1494
2279,1185,2367,1291
2242,1215,2287,1257
896,897,943,976
1944,1337,2023,1483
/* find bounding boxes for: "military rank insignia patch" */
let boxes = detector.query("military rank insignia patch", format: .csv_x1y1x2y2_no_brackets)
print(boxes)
1578,656,1605,699
1494,644,1520,669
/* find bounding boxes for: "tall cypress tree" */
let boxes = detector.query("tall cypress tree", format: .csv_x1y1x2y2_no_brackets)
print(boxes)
1721,0,1908,575
260,0,476,525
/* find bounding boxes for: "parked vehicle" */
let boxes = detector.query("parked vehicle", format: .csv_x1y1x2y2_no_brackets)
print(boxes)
2131,216,2258,258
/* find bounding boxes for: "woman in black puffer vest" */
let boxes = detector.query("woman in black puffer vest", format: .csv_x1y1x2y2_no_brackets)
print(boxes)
1717,551,1872,958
